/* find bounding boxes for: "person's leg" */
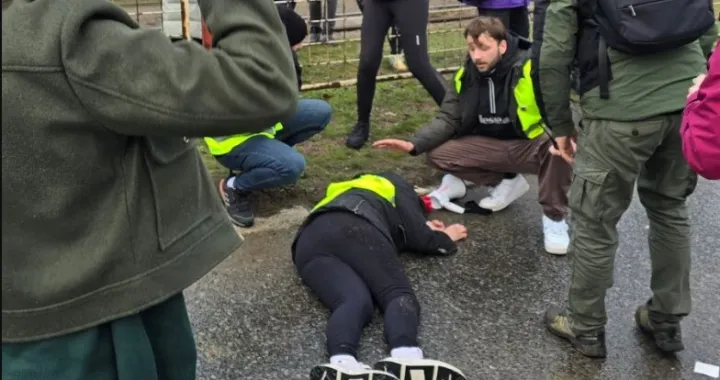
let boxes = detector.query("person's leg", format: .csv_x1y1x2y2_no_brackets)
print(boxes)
544,116,670,358
635,113,694,352
275,99,333,147
476,8,512,30
533,136,573,255
309,0,323,42
216,137,306,227
140,294,197,380
2,313,164,380
391,0,447,106
294,213,398,380
509,5,530,38
347,0,393,149
324,0,338,41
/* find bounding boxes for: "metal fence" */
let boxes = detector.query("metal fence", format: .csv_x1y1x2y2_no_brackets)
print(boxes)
117,0,720,91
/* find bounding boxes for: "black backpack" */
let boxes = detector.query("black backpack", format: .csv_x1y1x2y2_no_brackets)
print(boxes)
592,0,716,98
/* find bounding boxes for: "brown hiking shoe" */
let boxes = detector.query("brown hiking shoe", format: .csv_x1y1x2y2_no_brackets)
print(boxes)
635,304,684,353
544,306,607,358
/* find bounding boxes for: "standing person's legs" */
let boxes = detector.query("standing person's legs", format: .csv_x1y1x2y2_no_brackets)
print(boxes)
508,5,530,38
427,135,572,254
544,116,678,358
347,0,393,149
476,8,512,30
391,0,448,106
2,294,195,380
635,113,693,352
309,0,323,42
216,137,306,227
275,99,333,147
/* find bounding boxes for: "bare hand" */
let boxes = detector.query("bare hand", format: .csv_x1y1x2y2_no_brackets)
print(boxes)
688,74,707,98
443,224,468,242
372,139,414,153
549,136,577,165
426,219,445,231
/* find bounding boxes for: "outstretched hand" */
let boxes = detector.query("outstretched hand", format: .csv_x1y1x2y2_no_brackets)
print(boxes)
443,224,468,242
372,139,414,153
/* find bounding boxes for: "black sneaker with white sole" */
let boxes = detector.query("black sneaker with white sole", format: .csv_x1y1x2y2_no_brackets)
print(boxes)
373,358,466,380
218,178,254,227
309,363,399,380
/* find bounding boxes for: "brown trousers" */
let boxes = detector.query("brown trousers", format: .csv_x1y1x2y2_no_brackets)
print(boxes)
427,135,572,220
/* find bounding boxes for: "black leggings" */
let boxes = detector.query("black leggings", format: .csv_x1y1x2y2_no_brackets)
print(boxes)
356,0,402,55
476,6,530,39
293,212,421,357
356,0,448,123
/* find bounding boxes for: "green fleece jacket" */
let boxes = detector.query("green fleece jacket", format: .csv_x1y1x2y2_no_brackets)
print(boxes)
1,0,298,342
532,0,718,137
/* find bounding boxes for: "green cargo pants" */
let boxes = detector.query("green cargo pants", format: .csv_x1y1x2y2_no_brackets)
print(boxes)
2,294,196,380
567,113,696,334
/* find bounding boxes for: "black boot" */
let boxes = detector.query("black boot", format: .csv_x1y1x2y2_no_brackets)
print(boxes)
635,303,684,353
345,121,370,150
220,179,254,227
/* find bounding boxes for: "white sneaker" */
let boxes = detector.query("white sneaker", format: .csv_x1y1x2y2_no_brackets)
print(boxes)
543,215,569,255
478,175,530,211
310,363,398,380
374,358,466,380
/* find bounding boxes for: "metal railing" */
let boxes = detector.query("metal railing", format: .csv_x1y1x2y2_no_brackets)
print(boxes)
116,0,720,91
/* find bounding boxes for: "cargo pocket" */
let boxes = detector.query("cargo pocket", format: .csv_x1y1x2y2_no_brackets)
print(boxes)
143,136,214,250
567,166,610,221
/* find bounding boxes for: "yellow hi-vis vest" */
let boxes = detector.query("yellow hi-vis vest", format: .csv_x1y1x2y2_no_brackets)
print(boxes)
453,59,545,140
203,122,284,156
311,174,396,213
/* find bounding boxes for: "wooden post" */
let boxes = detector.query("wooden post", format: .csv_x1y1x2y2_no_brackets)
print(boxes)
180,0,191,40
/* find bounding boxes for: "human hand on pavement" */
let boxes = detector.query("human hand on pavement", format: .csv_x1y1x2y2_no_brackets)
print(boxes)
688,74,707,98
372,139,414,153
549,136,577,165
426,220,445,231
442,224,468,242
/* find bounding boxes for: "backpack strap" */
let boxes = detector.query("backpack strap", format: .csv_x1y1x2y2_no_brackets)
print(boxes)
598,36,610,99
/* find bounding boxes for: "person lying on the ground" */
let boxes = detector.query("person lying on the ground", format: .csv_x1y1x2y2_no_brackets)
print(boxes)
292,172,468,380
373,16,573,255
681,40,720,180
2,0,298,378
205,6,333,228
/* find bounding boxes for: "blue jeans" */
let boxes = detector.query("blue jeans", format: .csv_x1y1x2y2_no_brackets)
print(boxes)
217,99,332,191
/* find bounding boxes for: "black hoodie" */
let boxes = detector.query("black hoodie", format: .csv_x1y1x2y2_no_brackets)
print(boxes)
459,33,531,140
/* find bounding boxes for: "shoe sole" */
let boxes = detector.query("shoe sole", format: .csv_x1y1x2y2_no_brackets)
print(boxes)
229,215,254,228
309,366,398,380
478,178,530,212
545,244,569,255
374,358,466,380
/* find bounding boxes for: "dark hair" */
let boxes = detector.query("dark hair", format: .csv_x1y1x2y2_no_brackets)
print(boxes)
463,16,507,42
276,6,308,47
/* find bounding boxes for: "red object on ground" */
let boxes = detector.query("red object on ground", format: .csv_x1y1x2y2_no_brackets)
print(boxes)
201,19,212,50
420,195,433,214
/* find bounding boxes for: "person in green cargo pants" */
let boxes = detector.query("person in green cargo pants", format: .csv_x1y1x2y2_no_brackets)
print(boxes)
531,0,717,358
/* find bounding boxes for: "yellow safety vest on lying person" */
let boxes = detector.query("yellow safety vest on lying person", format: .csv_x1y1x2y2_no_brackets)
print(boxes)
454,59,545,140
311,174,396,213
203,122,284,156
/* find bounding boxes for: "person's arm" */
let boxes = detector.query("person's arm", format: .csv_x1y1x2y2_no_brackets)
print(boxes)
681,48,720,180
410,86,462,155
699,1,718,59
382,173,459,255
531,0,578,138
61,0,299,137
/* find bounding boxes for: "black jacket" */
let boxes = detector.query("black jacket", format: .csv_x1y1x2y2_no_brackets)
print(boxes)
410,34,532,154
292,172,458,258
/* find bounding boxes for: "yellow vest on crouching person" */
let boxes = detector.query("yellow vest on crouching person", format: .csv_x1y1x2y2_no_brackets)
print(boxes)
203,122,284,156
453,59,546,140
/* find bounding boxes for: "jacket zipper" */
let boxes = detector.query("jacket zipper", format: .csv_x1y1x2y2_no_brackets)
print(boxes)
487,78,496,114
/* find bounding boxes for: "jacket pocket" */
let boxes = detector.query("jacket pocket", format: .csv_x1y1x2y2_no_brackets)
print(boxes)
143,136,215,250
567,166,612,221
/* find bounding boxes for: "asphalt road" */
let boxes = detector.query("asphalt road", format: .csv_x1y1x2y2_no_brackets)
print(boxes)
185,176,720,380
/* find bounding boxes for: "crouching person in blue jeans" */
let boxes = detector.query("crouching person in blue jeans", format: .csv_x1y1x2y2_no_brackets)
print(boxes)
204,6,333,227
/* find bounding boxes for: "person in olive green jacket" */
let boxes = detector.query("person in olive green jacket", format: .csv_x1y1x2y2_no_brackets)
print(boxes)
532,0,717,359
1,0,298,378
